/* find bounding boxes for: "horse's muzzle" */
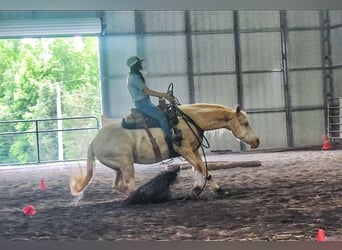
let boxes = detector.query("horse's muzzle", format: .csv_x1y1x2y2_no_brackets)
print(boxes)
250,138,260,149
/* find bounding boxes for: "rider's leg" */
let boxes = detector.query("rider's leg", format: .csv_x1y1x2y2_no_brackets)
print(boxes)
135,98,172,139
135,98,178,157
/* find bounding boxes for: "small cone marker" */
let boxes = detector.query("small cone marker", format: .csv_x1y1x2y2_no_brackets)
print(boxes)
40,178,47,191
316,229,326,241
22,205,36,216
322,135,332,150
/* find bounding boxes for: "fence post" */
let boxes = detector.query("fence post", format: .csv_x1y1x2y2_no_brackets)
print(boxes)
35,120,41,164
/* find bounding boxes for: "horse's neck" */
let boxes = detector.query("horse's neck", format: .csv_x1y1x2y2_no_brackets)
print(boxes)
179,104,235,131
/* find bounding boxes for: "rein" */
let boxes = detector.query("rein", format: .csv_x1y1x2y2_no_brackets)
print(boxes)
174,105,210,197
174,106,207,150
168,83,211,197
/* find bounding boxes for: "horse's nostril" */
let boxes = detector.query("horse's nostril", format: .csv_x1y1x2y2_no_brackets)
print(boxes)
256,138,260,145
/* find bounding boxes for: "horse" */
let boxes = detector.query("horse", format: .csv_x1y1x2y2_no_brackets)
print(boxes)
70,103,260,198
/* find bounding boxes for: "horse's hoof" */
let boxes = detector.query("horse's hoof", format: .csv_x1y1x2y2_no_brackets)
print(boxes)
191,186,203,198
215,187,229,197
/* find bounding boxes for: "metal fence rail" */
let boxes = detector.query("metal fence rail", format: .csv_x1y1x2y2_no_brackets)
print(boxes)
0,116,99,166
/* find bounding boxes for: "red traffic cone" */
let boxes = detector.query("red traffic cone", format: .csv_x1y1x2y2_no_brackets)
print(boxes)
316,229,326,241
22,205,36,216
322,135,332,150
40,178,47,191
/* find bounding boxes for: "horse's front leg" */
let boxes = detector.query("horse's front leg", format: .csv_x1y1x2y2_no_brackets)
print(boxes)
178,148,221,196
192,150,223,195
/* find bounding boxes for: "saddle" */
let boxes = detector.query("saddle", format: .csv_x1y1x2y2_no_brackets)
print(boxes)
121,100,182,162
121,108,160,129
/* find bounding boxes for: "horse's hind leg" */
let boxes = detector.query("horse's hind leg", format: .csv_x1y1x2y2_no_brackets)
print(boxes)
112,170,122,189
101,159,136,195
115,163,135,194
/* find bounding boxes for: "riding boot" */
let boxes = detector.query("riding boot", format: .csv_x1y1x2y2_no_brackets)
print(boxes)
166,137,179,158
172,127,183,147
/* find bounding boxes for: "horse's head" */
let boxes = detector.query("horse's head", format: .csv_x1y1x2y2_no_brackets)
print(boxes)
227,106,260,149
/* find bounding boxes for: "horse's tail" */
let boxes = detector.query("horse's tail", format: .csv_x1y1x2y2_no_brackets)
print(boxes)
70,142,95,196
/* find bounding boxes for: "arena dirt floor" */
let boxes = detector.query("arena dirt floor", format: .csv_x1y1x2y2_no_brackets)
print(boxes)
0,148,341,241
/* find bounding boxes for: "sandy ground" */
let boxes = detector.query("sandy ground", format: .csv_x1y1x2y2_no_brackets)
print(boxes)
0,149,341,241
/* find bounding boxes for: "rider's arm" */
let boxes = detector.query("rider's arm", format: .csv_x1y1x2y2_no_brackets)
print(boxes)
143,87,174,103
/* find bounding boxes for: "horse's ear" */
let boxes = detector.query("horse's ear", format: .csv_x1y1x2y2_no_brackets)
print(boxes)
236,105,241,114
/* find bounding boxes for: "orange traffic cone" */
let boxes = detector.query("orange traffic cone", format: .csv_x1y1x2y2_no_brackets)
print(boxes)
316,228,326,241
322,135,332,150
40,178,47,191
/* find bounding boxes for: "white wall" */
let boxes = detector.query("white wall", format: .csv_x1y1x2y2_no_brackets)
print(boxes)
99,10,340,151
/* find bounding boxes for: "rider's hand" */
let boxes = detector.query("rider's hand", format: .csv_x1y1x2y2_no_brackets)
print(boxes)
164,93,175,103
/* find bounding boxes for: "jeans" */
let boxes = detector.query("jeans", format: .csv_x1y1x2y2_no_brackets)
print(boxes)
135,98,173,140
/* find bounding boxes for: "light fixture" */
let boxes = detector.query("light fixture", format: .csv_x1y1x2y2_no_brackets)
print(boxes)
0,18,102,38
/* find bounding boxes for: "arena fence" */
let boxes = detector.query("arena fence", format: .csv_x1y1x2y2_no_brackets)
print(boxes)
0,116,99,166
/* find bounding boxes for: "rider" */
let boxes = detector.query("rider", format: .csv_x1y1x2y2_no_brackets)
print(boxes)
126,56,177,154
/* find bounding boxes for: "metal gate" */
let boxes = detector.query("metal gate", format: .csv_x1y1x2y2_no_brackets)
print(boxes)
0,116,99,166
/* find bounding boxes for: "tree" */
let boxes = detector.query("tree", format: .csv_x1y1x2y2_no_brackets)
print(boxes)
0,37,101,165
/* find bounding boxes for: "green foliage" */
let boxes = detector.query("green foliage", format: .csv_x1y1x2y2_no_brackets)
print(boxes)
0,37,101,165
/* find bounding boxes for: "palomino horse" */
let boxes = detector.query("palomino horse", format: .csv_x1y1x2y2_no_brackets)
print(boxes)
70,103,260,197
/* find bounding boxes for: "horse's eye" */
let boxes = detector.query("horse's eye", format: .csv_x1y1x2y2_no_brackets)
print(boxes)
244,122,249,127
